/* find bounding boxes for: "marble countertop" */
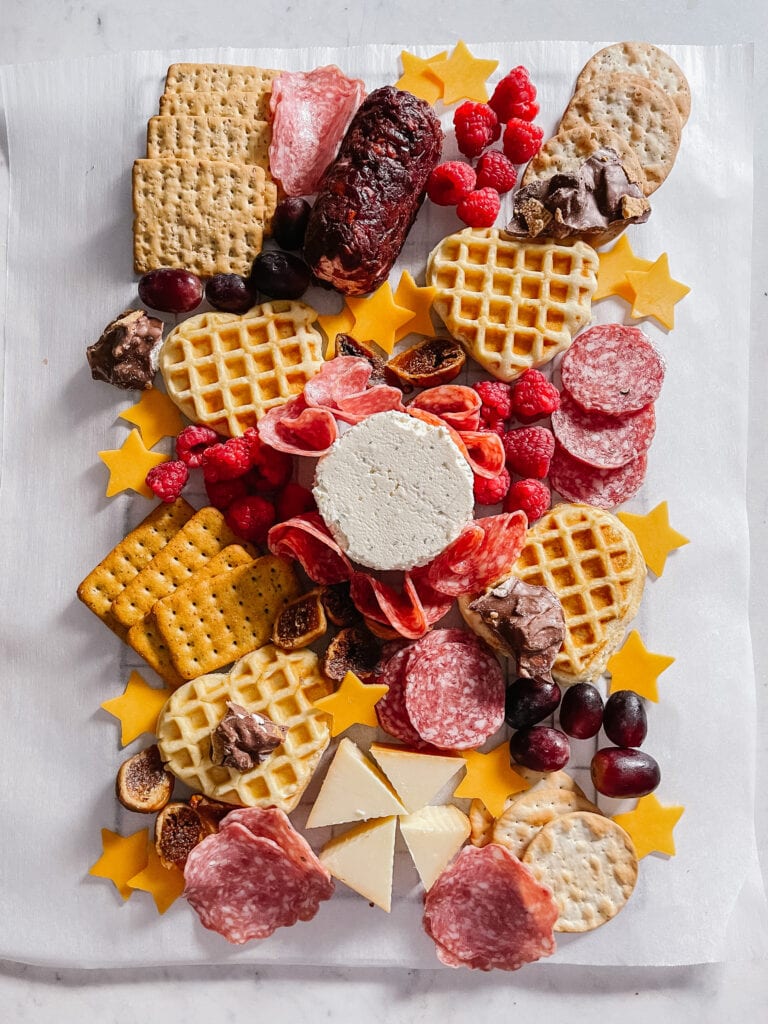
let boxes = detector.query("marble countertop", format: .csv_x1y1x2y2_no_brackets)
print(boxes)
2,1,766,1020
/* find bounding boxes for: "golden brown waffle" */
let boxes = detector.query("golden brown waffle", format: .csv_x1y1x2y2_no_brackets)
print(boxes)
163,63,279,96
146,115,272,167
159,91,273,122
512,503,645,685
159,301,324,436
156,646,333,811
427,229,598,382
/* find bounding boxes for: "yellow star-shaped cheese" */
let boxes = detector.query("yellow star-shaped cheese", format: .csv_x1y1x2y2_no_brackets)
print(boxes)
317,303,355,359
127,843,186,913
594,234,653,303
618,501,690,577
429,40,499,105
89,827,149,900
453,742,529,818
607,631,675,703
314,670,389,737
613,794,684,859
101,670,173,746
625,253,691,330
393,270,437,343
99,429,169,498
347,282,414,356
395,50,447,105
118,389,185,449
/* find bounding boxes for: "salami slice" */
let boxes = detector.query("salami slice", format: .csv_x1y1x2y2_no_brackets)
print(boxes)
374,644,427,747
423,845,558,971
458,430,506,479
560,324,665,416
303,355,372,409
258,395,339,456
551,391,656,469
409,385,482,432
407,566,455,627
334,383,404,424
268,513,353,584
427,512,528,597
404,636,505,749
549,443,648,509
350,571,428,639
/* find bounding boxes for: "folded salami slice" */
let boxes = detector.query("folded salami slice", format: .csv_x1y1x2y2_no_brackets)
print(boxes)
409,385,482,431
549,443,648,509
424,845,558,971
350,571,428,639
427,512,528,597
303,355,373,410
374,644,428,747
406,406,502,479
268,513,353,584
258,395,339,456
560,324,665,416
551,390,656,469
334,383,404,424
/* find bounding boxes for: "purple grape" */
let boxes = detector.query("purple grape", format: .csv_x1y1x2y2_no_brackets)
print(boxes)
591,747,660,798
249,251,312,300
504,678,561,730
509,726,570,773
138,268,203,314
205,274,256,314
603,691,647,748
272,197,311,250
559,682,604,739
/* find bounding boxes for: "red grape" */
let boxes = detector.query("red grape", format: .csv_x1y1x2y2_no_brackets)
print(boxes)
249,251,311,299
559,682,603,738
603,691,647,747
509,726,570,772
590,747,660,798
273,197,311,250
504,677,561,730
138,268,203,314
205,274,256,314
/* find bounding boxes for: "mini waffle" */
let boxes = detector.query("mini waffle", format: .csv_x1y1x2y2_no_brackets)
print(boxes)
427,228,598,382
155,646,333,811
159,301,324,436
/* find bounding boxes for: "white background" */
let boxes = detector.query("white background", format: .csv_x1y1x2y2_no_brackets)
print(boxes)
1,1,766,1020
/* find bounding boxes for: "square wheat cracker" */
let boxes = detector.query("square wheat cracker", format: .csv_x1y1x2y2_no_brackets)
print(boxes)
163,63,279,96
146,115,272,167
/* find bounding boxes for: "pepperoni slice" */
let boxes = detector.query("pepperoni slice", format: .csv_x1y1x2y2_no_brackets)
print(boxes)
258,395,339,456
560,324,665,416
409,385,482,431
427,512,528,597
268,513,353,584
423,845,558,971
303,356,373,410
551,391,656,469
549,443,648,509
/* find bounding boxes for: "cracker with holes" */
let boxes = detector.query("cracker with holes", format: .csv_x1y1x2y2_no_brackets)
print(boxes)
146,115,272,167
162,62,280,96
492,784,601,859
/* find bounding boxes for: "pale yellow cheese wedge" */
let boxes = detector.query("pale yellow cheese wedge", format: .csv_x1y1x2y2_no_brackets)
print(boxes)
369,743,465,814
320,817,397,912
399,805,470,891
306,738,406,828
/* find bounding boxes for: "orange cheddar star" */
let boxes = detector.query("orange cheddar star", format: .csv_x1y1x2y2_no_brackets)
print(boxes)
618,502,690,577
613,794,684,859
395,50,447,105
594,234,653,303
347,282,414,356
429,41,499,105
101,670,173,746
99,428,169,498
314,670,389,737
453,742,529,818
393,270,437,343
317,303,355,359
118,389,185,449
127,843,185,913
625,253,691,330
89,827,149,900
607,631,675,703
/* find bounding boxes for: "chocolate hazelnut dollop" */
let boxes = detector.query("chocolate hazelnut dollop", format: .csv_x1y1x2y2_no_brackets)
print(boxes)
210,702,288,772
86,308,163,390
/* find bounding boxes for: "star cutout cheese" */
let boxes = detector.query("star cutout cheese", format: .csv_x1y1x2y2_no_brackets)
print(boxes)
318,303,355,359
395,50,447,105
618,502,690,577
347,282,414,356
393,271,437,343
313,670,389,737
607,630,675,703
127,843,185,913
89,827,149,900
625,253,691,330
118,389,185,449
429,41,499,105
613,794,684,859
101,670,173,746
594,234,653,303
99,428,169,498
453,742,529,817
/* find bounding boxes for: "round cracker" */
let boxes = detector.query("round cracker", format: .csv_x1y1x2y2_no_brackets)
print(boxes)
522,811,638,932
520,124,646,192
559,73,682,195
576,41,691,124
491,784,600,859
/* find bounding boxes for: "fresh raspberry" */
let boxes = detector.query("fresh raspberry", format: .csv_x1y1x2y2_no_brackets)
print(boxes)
503,118,544,164
175,424,220,468
479,409,507,436
456,187,501,228
224,494,276,545
427,161,477,206
253,447,293,490
474,466,511,506
453,102,501,159
503,478,551,522
204,475,249,511
475,379,513,420
511,369,561,422
475,150,518,194
489,66,539,122
503,426,555,478
145,460,189,502
200,436,252,482
276,481,317,521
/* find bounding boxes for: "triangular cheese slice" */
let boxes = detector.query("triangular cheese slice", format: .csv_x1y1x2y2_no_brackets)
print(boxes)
399,805,470,891
369,743,464,813
320,817,397,912
306,738,406,828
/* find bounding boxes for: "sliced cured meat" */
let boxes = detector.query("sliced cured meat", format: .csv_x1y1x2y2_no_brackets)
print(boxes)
258,395,338,456
423,845,558,971
549,443,648,509
334,383,404,424
560,324,665,416
427,512,528,597
407,567,455,627
374,644,426,747
268,513,353,584
458,430,506,479
409,386,482,432
551,391,656,469
403,637,505,749
269,66,365,197
350,571,428,639
303,355,373,410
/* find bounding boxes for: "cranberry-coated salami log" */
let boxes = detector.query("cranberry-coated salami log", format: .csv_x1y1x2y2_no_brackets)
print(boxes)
303,86,443,295
560,324,665,416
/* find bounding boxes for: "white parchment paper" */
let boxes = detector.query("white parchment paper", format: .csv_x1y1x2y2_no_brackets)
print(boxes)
0,42,765,969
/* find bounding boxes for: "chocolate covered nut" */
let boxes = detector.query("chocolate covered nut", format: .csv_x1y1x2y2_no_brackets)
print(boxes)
87,308,163,390
210,702,288,771
116,744,174,813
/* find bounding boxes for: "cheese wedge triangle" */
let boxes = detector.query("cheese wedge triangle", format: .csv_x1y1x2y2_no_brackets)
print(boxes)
306,738,406,828
369,743,465,813
320,816,397,912
399,805,470,891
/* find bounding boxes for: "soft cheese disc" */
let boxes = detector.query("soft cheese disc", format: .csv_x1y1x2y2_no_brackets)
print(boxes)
313,410,474,572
